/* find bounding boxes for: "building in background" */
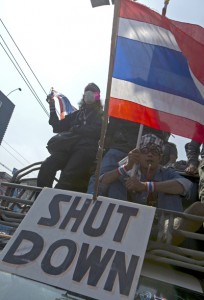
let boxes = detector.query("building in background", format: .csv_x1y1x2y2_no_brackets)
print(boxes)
0,91,15,145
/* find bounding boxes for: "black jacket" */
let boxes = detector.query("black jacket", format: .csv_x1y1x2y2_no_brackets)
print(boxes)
49,104,102,149
105,117,169,153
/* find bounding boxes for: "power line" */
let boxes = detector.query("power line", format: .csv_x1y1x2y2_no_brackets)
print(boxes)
0,18,50,171
0,18,50,116
3,140,31,165
0,162,12,173
0,39,49,116
0,144,26,167
0,18,48,97
0,36,59,117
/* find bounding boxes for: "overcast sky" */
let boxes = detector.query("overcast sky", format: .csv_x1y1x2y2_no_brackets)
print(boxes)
1,0,204,176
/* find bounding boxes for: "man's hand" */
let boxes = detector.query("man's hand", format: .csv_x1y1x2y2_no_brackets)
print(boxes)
126,148,140,171
185,163,198,175
125,176,146,192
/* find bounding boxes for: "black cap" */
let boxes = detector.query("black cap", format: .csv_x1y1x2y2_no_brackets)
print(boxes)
84,83,100,93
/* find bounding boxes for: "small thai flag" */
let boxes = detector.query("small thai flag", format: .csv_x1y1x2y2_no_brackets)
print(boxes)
51,90,77,120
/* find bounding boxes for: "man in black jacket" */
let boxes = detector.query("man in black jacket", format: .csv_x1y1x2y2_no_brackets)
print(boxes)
37,83,103,192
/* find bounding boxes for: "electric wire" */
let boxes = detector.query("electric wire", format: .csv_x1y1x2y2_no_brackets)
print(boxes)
1,34,43,102
0,35,48,116
0,18,48,97
1,145,26,167
3,141,31,165
0,19,60,116
0,162,12,173
0,19,54,172
0,41,49,116
0,18,61,118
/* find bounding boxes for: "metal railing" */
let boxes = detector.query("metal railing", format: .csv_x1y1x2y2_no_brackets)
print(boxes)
146,208,204,273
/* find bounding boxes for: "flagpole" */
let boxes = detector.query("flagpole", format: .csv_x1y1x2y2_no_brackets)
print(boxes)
130,124,144,177
92,0,121,201
162,0,170,16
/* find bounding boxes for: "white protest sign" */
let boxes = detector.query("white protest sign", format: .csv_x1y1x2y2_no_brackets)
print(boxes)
0,188,156,300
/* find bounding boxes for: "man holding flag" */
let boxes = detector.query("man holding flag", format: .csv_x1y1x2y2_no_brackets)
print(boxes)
37,83,103,192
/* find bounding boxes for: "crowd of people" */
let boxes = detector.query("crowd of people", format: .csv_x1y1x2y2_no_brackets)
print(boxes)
37,82,204,245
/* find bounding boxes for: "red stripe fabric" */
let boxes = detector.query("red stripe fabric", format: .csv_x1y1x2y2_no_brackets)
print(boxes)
109,98,204,143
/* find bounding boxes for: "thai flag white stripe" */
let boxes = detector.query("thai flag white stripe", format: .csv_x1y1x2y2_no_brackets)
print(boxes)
189,68,204,98
118,18,181,52
111,77,204,125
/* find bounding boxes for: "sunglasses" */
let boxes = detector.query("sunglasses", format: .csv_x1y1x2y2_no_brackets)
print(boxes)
140,146,162,156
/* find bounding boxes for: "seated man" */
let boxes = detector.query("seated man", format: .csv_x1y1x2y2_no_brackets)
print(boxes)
99,134,192,211
87,116,169,200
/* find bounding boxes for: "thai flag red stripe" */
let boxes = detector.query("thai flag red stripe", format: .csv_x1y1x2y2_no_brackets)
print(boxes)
109,97,204,143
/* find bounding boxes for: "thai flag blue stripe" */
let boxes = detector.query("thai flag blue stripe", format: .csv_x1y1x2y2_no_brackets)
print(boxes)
113,36,204,104
57,93,75,115
61,95,74,115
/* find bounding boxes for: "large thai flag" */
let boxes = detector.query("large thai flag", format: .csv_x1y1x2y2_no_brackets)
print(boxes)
109,0,204,143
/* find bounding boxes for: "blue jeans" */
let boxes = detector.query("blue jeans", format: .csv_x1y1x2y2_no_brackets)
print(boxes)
87,148,128,200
